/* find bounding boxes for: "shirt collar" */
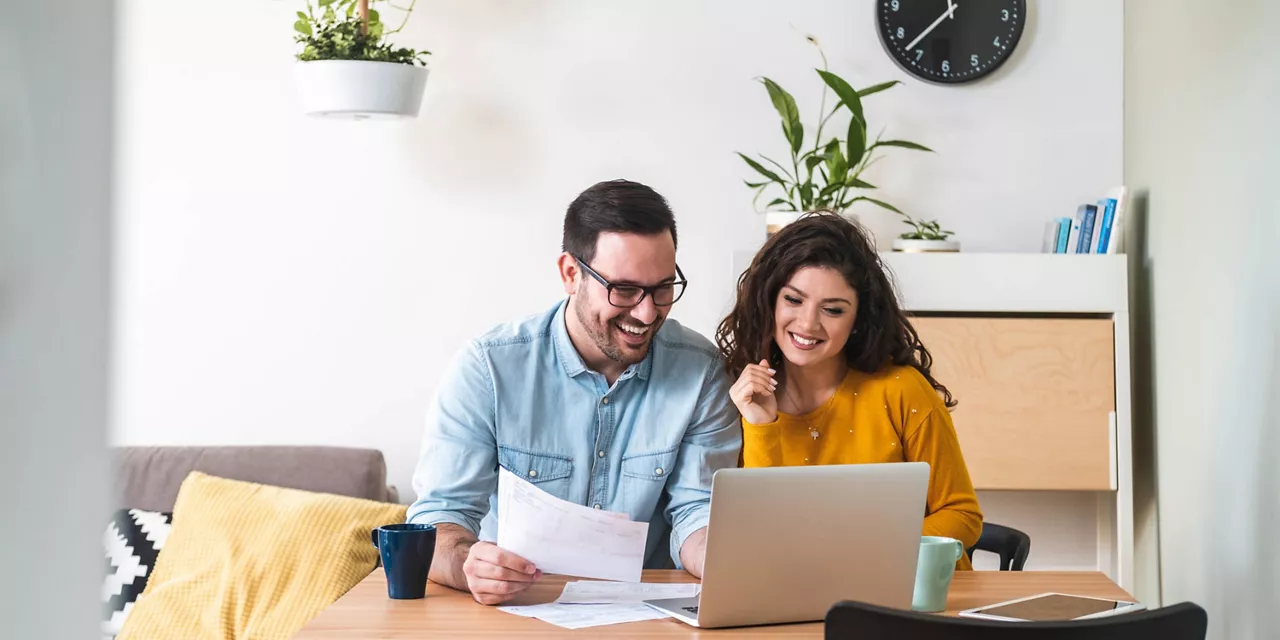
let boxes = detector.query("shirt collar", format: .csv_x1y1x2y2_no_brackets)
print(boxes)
552,299,589,378
553,298,655,382
633,344,654,381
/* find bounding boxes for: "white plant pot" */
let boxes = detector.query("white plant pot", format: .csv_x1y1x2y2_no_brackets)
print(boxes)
892,238,961,253
765,211,803,237
766,210,860,238
295,60,428,119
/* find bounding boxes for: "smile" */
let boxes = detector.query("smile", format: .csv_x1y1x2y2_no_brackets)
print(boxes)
614,320,651,343
789,332,824,349
619,323,648,335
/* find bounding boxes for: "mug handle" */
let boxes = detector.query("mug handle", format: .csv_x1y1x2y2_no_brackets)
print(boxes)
371,528,380,549
952,539,964,562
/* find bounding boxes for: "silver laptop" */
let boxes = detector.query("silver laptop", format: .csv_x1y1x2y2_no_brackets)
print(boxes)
644,462,929,629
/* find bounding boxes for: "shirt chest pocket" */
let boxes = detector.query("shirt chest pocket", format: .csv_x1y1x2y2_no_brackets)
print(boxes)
621,447,679,482
618,447,679,512
498,446,573,487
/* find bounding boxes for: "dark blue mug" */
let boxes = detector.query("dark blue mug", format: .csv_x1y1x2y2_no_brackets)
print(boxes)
371,523,437,599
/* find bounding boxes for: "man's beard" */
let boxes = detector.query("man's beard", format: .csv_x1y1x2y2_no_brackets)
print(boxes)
574,297,661,365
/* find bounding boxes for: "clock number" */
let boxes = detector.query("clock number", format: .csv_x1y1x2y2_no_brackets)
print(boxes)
994,36,1001,47
1002,9,1010,21
897,27,905,39
915,49,924,61
941,60,950,73
971,54,979,67
891,0,899,10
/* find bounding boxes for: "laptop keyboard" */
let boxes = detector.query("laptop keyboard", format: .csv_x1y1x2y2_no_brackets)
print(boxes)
682,606,699,615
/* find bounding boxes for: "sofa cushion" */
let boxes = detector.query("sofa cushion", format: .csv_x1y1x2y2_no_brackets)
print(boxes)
113,446,397,511
116,471,405,640
102,508,172,638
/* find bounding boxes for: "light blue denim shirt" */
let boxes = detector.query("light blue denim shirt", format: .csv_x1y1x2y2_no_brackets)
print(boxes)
407,300,741,568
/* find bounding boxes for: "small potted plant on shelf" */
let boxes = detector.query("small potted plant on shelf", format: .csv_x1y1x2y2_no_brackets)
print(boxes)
738,35,933,237
892,213,959,253
294,0,430,119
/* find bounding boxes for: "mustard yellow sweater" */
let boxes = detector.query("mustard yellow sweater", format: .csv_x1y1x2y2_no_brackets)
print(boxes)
742,365,983,570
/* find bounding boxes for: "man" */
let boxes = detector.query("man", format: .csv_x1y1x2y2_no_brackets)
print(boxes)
407,179,741,605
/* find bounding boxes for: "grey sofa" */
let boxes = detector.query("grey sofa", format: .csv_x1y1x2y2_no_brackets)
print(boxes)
113,445,400,511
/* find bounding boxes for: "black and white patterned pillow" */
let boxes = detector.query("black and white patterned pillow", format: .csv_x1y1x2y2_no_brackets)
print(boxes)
102,508,172,639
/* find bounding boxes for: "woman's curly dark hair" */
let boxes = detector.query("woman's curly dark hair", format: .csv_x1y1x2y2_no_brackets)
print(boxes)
715,210,955,408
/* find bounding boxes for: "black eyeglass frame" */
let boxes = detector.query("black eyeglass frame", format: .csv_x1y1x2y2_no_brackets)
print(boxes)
573,255,689,308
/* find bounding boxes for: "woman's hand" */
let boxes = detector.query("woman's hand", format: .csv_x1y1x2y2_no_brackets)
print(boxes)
730,359,779,424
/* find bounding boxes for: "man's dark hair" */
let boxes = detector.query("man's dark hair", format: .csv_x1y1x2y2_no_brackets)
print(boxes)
562,179,678,264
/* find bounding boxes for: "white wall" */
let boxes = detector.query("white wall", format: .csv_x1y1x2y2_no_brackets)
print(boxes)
1126,0,1280,636
0,1,114,636
113,0,1123,514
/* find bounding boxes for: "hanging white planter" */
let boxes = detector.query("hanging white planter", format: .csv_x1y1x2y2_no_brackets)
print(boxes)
892,237,961,253
295,60,428,120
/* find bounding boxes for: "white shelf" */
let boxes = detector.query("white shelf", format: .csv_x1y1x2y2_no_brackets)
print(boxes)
732,251,1128,314
879,253,1128,314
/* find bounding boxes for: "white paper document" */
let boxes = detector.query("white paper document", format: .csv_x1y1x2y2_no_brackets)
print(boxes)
496,467,649,583
498,581,699,628
556,580,701,604
498,603,669,629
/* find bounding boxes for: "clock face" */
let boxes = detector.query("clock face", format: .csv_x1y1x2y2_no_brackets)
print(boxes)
877,0,1026,84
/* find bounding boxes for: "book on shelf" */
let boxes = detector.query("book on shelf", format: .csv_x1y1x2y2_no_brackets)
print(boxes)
1041,186,1127,254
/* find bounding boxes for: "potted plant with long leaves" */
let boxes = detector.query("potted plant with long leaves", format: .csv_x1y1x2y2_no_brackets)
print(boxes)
294,0,430,119
739,36,951,246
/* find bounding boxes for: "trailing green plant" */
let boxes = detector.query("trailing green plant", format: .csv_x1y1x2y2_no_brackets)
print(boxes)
897,216,955,241
294,0,429,66
739,36,947,237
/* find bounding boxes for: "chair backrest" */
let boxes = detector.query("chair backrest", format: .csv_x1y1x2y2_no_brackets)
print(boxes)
824,599,1207,640
966,522,1031,571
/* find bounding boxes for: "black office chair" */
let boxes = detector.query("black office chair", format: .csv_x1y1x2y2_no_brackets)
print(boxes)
966,522,1031,571
825,599,1208,640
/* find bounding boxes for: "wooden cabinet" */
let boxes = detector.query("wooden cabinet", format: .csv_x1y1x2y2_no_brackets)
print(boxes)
911,316,1117,491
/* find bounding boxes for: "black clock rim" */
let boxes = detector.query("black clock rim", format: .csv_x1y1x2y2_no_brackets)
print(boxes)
874,0,1027,86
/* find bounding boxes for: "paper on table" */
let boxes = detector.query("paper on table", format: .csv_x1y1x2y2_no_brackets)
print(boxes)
496,604,543,617
556,581,701,604
496,467,648,583
497,603,669,629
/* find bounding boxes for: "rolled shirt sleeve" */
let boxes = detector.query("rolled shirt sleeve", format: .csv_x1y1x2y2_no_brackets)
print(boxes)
406,342,498,535
664,356,742,567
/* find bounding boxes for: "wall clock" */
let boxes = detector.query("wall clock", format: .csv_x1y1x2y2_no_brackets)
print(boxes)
877,0,1026,84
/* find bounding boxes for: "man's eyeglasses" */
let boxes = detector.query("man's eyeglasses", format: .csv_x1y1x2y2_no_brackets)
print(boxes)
573,255,688,308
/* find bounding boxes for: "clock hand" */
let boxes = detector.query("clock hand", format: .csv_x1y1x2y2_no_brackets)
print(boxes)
904,2,958,52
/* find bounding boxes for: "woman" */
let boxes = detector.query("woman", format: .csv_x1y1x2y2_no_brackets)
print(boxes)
716,211,982,568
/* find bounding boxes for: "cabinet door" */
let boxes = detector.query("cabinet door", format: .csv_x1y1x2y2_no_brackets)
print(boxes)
910,317,1116,490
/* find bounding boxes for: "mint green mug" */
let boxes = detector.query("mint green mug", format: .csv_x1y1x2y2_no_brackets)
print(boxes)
912,535,964,612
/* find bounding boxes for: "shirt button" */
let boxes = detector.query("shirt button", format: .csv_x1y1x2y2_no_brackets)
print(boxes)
593,504,602,510
598,450,606,458
528,469,537,478
602,397,609,405
655,467,664,476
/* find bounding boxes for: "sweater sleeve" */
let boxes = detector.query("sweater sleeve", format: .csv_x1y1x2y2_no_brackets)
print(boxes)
903,406,984,568
741,416,786,467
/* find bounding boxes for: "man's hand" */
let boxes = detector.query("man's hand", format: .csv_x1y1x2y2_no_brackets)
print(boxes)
463,541,543,605
427,523,541,604
678,527,709,578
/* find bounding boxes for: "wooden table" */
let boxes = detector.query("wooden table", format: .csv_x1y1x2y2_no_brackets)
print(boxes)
294,570,1134,638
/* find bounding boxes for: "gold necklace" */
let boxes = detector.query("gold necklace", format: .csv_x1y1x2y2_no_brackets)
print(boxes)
783,381,822,441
